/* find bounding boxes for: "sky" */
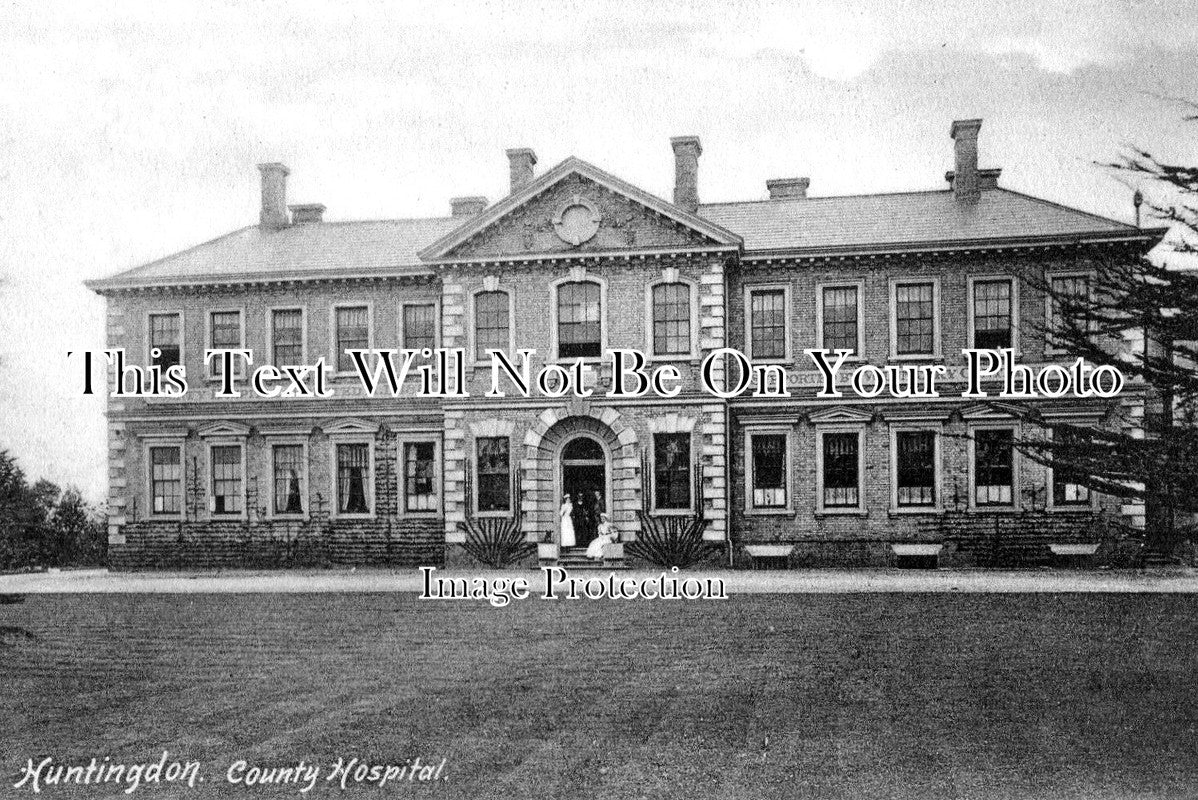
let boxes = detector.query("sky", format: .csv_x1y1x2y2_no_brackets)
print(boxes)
1,0,1196,502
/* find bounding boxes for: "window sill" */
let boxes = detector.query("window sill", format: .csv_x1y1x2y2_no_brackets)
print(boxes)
1046,504,1097,513
888,354,944,363
888,506,942,516
330,513,376,520
268,514,309,522
815,508,867,517
649,508,696,517
967,506,1021,514
744,507,793,517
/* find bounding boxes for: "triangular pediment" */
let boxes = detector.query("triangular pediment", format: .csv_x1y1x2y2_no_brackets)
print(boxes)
959,402,1025,421
419,157,741,262
808,406,874,425
198,421,251,438
320,418,380,436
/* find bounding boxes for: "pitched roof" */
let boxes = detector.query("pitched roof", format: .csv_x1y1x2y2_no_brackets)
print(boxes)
700,188,1156,256
88,177,1164,291
86,216,462,290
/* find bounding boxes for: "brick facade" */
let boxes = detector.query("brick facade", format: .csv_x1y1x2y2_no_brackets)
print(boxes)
90,125,1163,569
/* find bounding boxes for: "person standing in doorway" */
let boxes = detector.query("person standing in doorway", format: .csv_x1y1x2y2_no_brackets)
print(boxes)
560,494,576,547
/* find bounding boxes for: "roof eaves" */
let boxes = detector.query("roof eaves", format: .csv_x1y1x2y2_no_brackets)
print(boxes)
739,228,1171,260
85,263,436,293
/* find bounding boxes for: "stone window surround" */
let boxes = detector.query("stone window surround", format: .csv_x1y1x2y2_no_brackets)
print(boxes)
966,274,1021,355
888,277,942,360
329,301,375,377
814,279,866,360
743,424,793,515
204,306,245,381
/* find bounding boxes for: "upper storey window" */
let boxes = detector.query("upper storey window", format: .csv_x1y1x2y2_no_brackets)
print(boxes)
334,306,370,372
557,281,602,359
402,303,437,351
208,310,243,379
971,278,1014,350
747,287,787,361
271,309,304,366
474,291,510,361
892,280,938,357
149,313,182,371
819,284,860,355
651,283,691,357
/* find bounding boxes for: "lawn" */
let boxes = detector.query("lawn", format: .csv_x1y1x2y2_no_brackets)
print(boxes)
2,593,1197,799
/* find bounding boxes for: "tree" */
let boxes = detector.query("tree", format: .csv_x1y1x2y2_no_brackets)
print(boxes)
0,450,106,569
1016,107,1198,560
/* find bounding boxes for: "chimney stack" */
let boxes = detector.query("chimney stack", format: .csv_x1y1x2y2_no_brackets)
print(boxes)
767,177,810,200
948,119,982,202
258,162,290,229
289,203,325,224
506,148,537,194
451,196,488,217
671,136,702,213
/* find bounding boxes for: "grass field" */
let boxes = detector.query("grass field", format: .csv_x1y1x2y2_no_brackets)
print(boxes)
2,594,1197,799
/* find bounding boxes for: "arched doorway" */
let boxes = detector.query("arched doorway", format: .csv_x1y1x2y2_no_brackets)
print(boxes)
559,435,607,547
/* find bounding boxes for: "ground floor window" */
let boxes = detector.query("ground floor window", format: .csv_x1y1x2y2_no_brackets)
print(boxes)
272,445,305,515
974,428,1015,507
895,430,937,508
404,441,437,512
1051,427,1092,507
149,445,182,515
336,442,371,514
749,433,787,509
209,444,243,515
653,432,691,510
820,431,861,509
476,436,511,512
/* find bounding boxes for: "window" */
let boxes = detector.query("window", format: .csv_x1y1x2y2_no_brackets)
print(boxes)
974,428,1015,506
403,304,437,352
748,288,786,360
210,445,243,515
653,433,691,510
820,285,860,354
972,278,1013,350
651,283,691,356
1051,427,1092,508
895,430,937,508
335,306,370,372
476,437,511,512
750,433,787,508
557,281,602,359
336,443,371,515
474,291,510,361
1048,274,1090,352
149,313,182,371
821,431,860,509
271,309,304,366
893,281,936,356
272,445,305,515
149,445,182,515
208,311,242,379
404,442,438,512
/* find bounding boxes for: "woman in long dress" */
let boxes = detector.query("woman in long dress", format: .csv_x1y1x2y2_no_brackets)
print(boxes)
559,494,576,547
586,513,617,560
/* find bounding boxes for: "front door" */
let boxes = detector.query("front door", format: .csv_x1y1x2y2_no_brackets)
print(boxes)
560,437,607,547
